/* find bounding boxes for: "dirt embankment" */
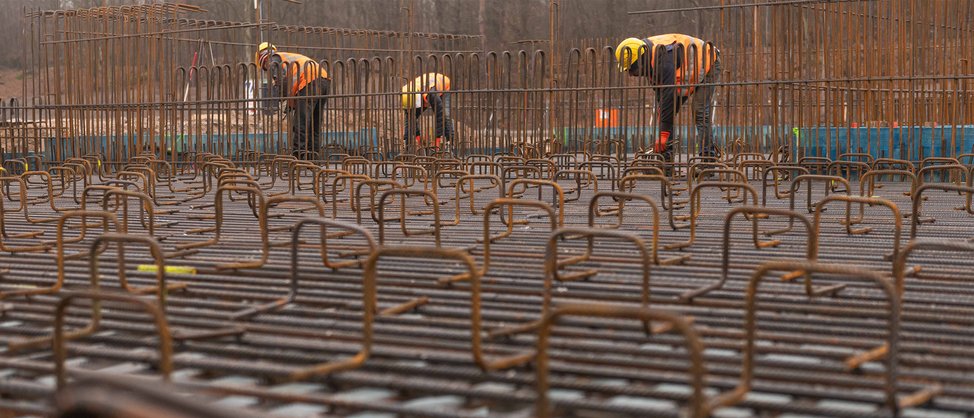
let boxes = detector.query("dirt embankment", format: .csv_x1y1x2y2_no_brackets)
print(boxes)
0,68,31,102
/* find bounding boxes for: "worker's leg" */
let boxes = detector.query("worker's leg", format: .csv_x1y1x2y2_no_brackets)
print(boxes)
694,58,721,157
311,78,329,156
442,93,455,144
291,104,309,157
402,110,412,143
403,108,423,149
292,87,313,157
429,93,448,148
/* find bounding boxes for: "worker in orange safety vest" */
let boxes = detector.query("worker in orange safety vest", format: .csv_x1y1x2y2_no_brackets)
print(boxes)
401,73,454,150
615,34,721,161
257,42,331,158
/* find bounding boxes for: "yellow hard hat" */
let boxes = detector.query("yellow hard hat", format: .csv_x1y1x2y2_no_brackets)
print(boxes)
401,81,422,109
614,38,646,72
401,91,422,109
255,41,277,66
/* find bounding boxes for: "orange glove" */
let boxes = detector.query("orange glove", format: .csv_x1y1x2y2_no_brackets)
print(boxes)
654,131,671,153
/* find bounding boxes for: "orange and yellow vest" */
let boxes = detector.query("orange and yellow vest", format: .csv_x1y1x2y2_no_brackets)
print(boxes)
646,34,718,96
272,52,330,97
402,73,451,108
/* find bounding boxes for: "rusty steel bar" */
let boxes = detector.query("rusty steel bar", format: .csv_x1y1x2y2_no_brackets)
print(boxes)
0,2,972,418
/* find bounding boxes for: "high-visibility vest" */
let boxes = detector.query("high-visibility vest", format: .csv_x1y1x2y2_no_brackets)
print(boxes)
401,73,451,109
272,52,329,97
645,34,717,96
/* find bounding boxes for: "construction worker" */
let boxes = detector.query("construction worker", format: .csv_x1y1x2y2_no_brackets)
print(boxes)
401,73,454,150
615,34,721,161
256,42,330,158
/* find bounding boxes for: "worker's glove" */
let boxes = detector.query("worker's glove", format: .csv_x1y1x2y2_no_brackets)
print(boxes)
653,131,672,154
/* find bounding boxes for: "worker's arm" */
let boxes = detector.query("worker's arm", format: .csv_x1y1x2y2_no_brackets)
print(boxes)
403,108,421,142
653,51,677,136
427,91,448,139
267,54,286,95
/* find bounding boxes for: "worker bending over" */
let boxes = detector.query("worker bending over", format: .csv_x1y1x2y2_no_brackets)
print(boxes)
615,34,721,161
401,73,454,150
256,42,331,158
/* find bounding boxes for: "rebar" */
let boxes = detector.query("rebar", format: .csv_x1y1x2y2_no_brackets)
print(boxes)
0,2,974,418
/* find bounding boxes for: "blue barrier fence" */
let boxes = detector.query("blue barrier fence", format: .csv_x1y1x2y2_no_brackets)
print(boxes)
800,126,974,160
560,125,974,159
24,125,974,161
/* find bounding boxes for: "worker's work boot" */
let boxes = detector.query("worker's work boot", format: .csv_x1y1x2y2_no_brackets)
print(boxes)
699,145,721,160
776,145,792,180
658,140,676,177
776,144,791,164
656,140,672,160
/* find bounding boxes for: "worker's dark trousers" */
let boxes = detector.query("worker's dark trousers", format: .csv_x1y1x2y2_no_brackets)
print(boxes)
292,78,330,158
692,56,720,156
403,93,454,147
